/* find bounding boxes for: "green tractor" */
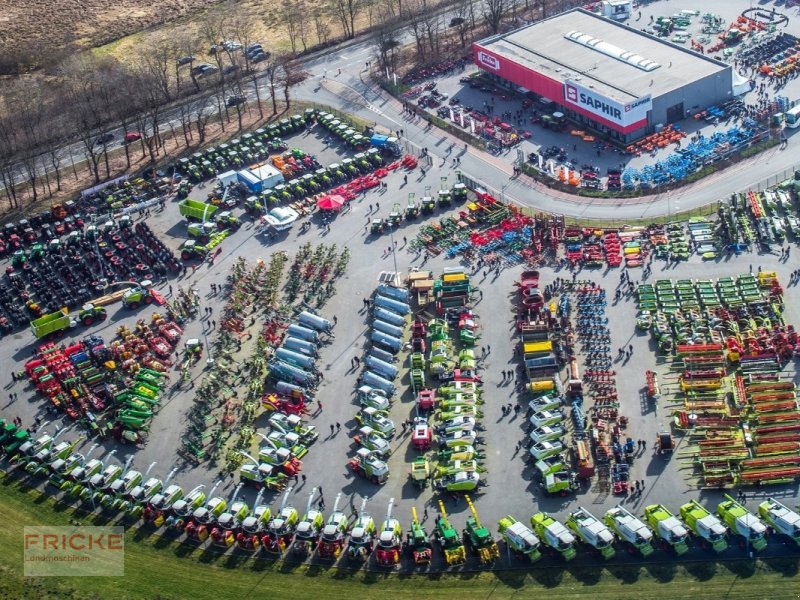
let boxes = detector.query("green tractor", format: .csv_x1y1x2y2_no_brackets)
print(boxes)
215,211,241,231
77,304,108,326
421,195,436,214
405,194,420,220
435,500,466,565
531,512,576,561
680,500,727,553
717,494,767,552
464,495,499,564
388,203,403,228
179,240,208,261
498,515,541,562
406,507,432,564
370,219,388,235
11,250,27,267
29,243,44,261
453,182,468,203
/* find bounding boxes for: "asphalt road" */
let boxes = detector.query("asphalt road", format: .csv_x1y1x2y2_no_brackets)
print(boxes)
1,120,799,570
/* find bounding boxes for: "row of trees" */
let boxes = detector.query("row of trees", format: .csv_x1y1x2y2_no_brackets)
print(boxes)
0,4,307,212
0,0,582,212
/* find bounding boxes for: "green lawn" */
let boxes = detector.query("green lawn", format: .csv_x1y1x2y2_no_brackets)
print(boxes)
0,473,798,599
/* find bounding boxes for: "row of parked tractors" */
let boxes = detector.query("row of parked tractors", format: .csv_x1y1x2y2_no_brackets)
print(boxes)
176,111,315,182
0,216,179,335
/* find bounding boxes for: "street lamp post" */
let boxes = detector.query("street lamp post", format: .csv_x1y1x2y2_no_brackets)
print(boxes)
389,226,399,277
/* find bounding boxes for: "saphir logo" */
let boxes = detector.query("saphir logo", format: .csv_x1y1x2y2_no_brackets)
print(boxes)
624,96,651,113
565,84,578,103
477,51,500,71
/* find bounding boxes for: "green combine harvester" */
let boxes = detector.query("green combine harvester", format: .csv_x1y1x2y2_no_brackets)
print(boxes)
566,507,615,560
644,504,689,555
758,498,800,546
498,515,541,562
603,505,654,556
717,494,767,552
531,512,576,561
680,500,727,553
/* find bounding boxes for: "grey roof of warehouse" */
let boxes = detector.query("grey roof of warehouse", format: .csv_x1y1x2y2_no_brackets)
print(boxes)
477,8,730,103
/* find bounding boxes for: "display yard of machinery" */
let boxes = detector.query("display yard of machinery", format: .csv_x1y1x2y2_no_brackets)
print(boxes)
512,271,640,499
24,314,181,445
637,272,800,488
400,269,489,495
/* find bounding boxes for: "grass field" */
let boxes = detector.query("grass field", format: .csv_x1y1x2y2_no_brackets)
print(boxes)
0,473,798,600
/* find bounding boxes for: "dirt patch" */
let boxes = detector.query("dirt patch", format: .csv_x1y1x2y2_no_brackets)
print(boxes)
2,0,221,54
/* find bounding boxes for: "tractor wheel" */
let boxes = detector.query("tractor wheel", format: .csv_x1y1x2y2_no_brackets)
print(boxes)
97,311,107,322
82,316,94,326
181,252,191,261
371,475,379,484
128,301,140,310
144,295,153,305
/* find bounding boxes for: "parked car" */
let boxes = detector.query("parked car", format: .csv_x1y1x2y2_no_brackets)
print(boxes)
250,52,269,63
226,95,246,108
245,43,263,54
124,132,142,144
94,133,114,146
223,65,240,75
176,56,195,66
222,40,242,51
192,63,218,77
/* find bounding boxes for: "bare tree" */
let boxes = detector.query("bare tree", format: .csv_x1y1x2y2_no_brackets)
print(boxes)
193,97,214,145
332,0,362,39
264,59,281,115
376,26,401,73
0,112,22,209
313,9,333,46
13,83,48,203
142,35,176,104
278,2,306,55
281,59,308,110
484,0,507,34
451,0,474,47
63,59,107,184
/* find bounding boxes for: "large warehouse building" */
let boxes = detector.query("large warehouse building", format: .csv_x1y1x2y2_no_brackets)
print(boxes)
473,8,734,143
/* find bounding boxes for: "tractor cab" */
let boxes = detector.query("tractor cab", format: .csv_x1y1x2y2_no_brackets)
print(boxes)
656,432,675,454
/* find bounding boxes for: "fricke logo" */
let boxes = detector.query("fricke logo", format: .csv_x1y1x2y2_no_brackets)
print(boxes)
565,84,578,103
477,51,500,71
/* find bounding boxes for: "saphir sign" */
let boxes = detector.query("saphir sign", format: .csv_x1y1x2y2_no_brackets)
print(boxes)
563,80,651,128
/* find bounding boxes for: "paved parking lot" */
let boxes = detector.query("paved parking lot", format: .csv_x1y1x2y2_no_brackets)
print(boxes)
2,112,799,566
411,0,800,184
